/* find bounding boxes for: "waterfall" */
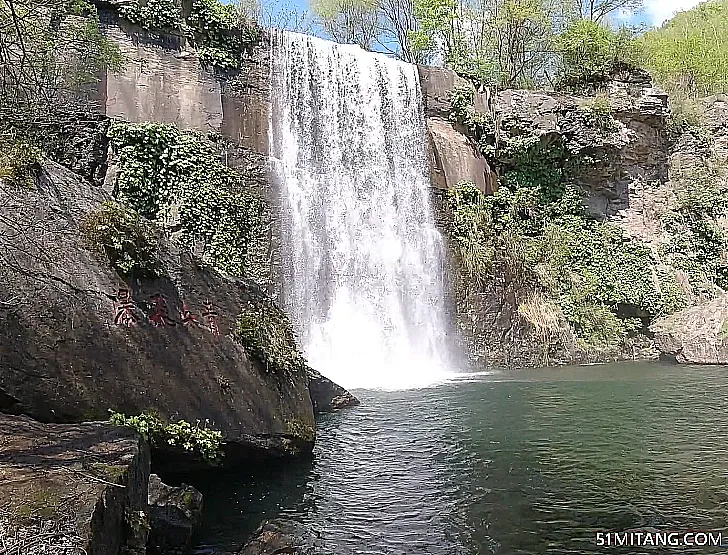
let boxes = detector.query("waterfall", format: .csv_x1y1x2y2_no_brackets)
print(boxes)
269,31,455,390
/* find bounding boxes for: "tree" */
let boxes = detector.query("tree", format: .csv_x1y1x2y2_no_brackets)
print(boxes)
238,0,316,33
556,19,639,90
577,0,642,23
640,0,728,98
0,0,122,111
311,0,380,49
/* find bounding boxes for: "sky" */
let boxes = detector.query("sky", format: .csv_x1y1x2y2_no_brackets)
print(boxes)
640,0,703,25
255,0,707,38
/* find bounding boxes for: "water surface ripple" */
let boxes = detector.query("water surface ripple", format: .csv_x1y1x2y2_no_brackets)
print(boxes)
192,363,728,554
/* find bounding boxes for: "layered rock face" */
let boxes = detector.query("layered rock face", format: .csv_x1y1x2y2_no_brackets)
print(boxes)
147,473,204,554
0,415,149,555
418,66,498,195
0,161,315,459
419,67,673,367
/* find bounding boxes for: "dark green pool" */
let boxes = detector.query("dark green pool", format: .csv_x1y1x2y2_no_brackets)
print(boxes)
191,362,728,554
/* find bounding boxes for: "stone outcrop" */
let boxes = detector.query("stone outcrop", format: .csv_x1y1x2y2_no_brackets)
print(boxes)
0,414,149,555
0,160,315,461
147,474,203,555
237,519,319,555
96,8,270,158
418,66,497,194
651,294,728,364
307,367,360,414
426,118,497,195
422,67,672,368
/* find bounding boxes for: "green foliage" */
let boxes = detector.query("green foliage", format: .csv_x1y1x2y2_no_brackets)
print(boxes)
285,419,316,443
446,178,688,351
582,95,617,131
235,301,307,374
556,20,639,91
539,217,687,326
109,411,224,462
0,140,43,187
0,0,123,110
660,148,728,293
188,0,260,70
119,0,259,70
447,182,497,285
108,122,268,281
80,201,160,277
641,0,728,98
119,0,182,29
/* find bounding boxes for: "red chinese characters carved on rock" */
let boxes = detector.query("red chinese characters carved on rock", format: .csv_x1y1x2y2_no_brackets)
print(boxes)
114,288,138,327
180,302,200,327
149,293,177,327
202,300,220,336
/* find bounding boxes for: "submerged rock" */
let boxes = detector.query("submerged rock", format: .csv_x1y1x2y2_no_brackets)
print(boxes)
0,414,149,555
238,519,318,555
147,474,203,555
307,367,360,414
651,294,728,364
0,161,314,463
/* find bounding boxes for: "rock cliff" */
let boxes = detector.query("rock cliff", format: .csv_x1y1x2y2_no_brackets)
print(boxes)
0,160,316,461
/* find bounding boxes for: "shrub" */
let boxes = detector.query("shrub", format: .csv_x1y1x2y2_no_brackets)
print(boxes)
446,182,497,285
640,0,728,98
538,217,686,342
80,201,160,277
119,0,259,70
0,141,43,187
556,20,639,91
108,122,269,282
235,301,307,374
109,410,224,462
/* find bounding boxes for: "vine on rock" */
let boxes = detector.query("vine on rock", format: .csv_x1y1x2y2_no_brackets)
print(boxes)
108,122,269,283
119,0,260,70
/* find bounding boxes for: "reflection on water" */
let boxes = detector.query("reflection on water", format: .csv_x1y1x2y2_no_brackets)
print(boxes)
191,363,728,554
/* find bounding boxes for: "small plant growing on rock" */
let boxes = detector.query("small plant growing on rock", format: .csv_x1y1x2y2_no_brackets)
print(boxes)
285,419,316,444
109,411,224,463
80,201,161,277
235,301,306,374
0,141,43,187
583,96,617,131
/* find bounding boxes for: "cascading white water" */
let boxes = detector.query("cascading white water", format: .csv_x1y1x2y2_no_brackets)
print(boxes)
269,31,455,390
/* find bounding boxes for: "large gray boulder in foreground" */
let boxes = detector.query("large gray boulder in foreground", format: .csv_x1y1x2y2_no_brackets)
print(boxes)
0,161,316,460
0,414,149,555
651,294,728,364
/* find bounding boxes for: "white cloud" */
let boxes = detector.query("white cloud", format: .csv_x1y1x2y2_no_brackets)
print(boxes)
643,0,703,26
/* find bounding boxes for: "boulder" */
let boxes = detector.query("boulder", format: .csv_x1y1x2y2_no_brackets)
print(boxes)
0,161,315,463
147,474,203,555
426,118,497,194
651,294,728,364
0,414,149,555
307,367,359,414
238,519,318,555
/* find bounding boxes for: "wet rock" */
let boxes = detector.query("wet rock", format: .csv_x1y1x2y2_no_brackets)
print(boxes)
238,519,318,555
0,414,149,555
0,161,315,465
651,294,728,364
307,367,359,414
147,474,203,555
